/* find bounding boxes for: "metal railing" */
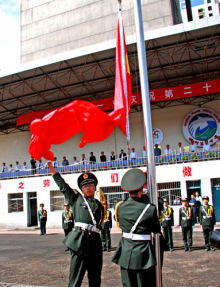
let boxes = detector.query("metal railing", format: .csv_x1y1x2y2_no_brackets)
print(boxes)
0,149,219,180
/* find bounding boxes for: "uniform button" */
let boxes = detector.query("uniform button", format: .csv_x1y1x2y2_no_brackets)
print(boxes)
89,232,91,235
93,212,95,214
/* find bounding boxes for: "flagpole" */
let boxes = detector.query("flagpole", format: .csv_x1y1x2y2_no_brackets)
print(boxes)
132,0,162,286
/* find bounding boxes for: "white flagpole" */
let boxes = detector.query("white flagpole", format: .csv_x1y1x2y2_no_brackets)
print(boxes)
133,0,162,286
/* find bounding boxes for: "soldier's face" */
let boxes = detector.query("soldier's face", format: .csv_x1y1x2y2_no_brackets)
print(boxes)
82,183,96,199
203,199,208,205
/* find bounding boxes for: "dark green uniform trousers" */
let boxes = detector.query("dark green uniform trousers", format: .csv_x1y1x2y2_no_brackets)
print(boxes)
69,245,102,287
162,226,173,249
202,226,213,249
101,225,111,250
182,227,193,249
121,266,156,287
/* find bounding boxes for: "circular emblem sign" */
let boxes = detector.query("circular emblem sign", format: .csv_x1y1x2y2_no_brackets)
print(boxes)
182,108,220,147
153,128,163,145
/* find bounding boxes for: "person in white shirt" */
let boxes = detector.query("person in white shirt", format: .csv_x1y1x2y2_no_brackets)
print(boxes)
130,148,137,159
37,159,44,169
2,163,8,172
203,140,211,152
189,139,197,153
53,157,59,168
8,164,14,172
22,162,28,170
73,156,79,165
142,146,146,158
215,135,220,150
164,144,172,155
177,142,185,154
44,162,48,169
15,161,21,171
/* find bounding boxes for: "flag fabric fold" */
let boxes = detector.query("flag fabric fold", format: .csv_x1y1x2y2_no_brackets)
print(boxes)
28,9,131,161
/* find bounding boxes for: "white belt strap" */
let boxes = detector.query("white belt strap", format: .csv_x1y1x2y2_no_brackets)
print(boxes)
77,190,97,225
131,204,150,233
123,232,150,241
163,218,171,221
182,216,191,220
75,222,100,234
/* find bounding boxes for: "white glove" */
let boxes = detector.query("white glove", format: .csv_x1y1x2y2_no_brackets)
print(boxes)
109,228,111,231
171,226,173,230
192,226,194,230
180,226,182,231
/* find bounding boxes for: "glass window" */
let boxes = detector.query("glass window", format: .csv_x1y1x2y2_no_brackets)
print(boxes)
208,6,212,10
157,182,181,205
50,190,65,211
209,13,213,16
207,0,211,3
99,186,129,209
8,193,23,213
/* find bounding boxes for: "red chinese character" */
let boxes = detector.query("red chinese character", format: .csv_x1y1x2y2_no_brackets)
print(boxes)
18,182,25,189
43,179,50,187
182,166,192,177
111,173,119,183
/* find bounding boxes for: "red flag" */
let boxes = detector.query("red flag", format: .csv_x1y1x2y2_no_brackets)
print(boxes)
28,8,132,161
113,8,132,140
28,100,123,160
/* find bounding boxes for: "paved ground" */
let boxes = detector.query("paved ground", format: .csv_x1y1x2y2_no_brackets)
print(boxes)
0,226,219,287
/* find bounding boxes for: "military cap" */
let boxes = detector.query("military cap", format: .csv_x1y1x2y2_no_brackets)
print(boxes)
40,203,44,207
64,202,70,206
181,197,188,202
202,195,209,200
77,172,98,189
121,169,146,192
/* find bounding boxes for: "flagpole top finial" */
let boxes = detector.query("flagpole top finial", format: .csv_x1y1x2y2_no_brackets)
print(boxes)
118,0,122,10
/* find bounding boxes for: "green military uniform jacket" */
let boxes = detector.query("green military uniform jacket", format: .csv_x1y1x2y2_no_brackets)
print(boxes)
101,209,112,229
38,209,47,223
62,210,74,230
112,197,160,270
199,205,216,227
53,172,104,256
179,206,194,227
161,206,174,227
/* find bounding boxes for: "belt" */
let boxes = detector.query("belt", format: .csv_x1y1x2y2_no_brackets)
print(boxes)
163,218,171,221
123,232,150,241
182,217,191,220
203,216,212,219
75,222,100,234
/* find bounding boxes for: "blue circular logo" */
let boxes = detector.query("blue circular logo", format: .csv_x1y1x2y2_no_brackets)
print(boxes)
188,113,217,141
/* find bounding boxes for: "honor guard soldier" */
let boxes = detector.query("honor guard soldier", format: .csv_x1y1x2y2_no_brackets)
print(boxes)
179,197,194,252
47,161,104,287
161,198,174,251
112,169,161,287
101,203,112,252
62,202,74,237
38,203,47,235
199,195,216,251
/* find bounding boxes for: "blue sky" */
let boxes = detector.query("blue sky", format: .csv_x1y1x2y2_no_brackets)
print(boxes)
0,0,20,74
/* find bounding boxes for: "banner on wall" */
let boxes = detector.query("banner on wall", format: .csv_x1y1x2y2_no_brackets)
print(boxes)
182,108,220,147
17,78,220,126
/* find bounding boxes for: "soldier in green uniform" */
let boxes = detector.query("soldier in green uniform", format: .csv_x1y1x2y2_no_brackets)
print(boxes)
101,203,112,252
112,169,161,287
38,203,47,235
62,202,74,237
199,195,216,251
161,198,174,251
47,161,104,287
179,197,194,252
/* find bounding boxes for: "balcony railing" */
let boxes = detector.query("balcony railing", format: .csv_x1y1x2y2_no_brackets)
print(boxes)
0,149,220,180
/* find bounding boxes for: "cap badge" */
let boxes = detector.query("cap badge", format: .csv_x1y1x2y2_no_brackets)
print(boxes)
83,174,88,179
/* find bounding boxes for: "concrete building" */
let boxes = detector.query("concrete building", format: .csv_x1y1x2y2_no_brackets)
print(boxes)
0,1,219,229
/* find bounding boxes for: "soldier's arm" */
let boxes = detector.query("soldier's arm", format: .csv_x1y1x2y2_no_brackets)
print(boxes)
52,171,78,204
109,211,112,228
171,208,174,226
179,208,181,226
199,207,202,225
